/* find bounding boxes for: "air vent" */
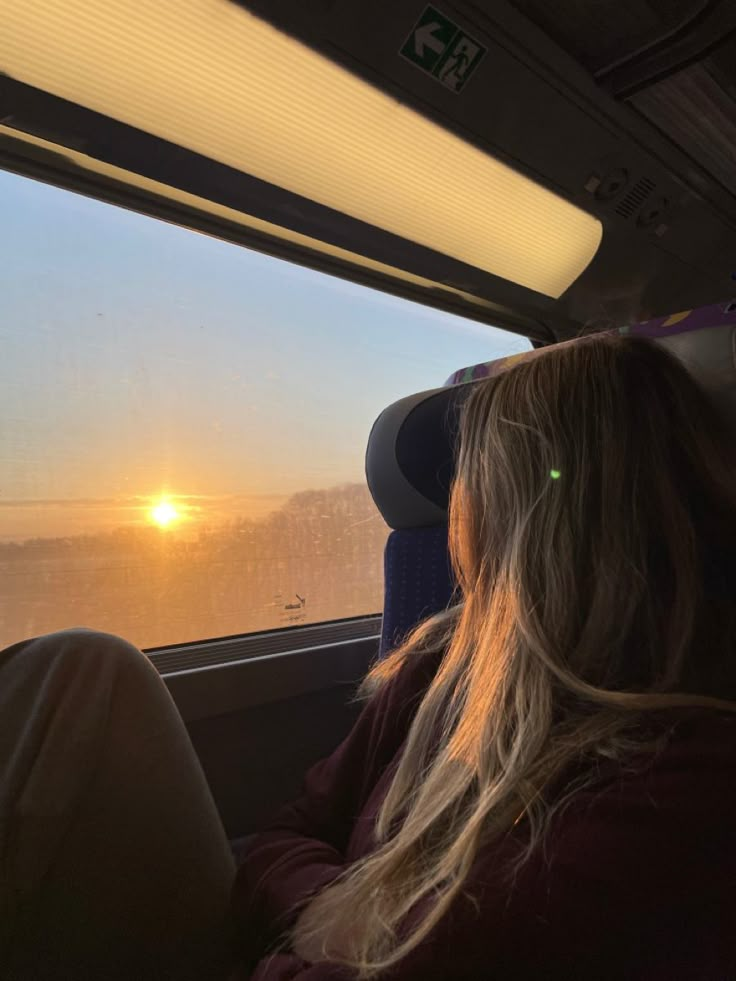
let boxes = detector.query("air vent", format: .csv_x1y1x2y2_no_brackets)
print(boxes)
615,177,655,219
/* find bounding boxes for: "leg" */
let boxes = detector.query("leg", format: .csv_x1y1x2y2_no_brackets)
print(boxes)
0,629,237,980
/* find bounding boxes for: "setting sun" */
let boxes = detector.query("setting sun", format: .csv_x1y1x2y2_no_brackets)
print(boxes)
150,500,180,529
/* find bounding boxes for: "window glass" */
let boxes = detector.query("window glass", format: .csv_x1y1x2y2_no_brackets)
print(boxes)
0,169,530,650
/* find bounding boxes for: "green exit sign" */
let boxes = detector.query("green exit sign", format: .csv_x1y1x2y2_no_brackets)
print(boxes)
400,5,487,93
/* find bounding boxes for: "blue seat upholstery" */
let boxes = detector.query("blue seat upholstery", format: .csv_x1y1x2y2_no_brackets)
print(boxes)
380,526,455,657
366,384,466,658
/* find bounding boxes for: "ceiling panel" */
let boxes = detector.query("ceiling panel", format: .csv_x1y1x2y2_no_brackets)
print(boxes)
507,0,704,73
630,46,736,197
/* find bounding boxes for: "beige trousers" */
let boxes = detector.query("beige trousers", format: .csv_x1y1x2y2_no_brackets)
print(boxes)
0,629,237,980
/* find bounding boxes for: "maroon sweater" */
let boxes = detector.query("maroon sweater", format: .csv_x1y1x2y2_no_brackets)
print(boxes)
233,651,736,980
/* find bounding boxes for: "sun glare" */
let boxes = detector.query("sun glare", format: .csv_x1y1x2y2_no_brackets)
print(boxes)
150,499,179,529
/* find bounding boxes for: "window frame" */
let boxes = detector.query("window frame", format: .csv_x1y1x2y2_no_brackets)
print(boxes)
157,616,381,720
0,76,552,343
147,614,382,674
0,111,537,655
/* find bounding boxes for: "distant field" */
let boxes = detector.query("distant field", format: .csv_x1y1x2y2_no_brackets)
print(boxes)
0,483,387,650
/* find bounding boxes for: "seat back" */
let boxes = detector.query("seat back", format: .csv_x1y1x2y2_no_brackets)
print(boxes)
380,526,455,657
367,299,736,659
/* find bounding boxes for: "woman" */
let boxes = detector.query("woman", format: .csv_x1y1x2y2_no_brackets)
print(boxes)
2,334,735,980
235,334,736,979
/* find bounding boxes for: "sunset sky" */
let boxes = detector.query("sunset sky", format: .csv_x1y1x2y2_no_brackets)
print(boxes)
0,168,529,541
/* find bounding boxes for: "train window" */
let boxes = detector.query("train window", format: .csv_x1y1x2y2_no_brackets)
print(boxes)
0,169,530,650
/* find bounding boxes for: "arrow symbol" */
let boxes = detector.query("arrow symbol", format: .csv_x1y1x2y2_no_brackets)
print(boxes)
414,22,446,58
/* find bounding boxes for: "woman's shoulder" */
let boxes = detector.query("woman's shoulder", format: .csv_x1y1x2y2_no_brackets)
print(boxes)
652,706,736,776
363,646,445,717
561,707,736,832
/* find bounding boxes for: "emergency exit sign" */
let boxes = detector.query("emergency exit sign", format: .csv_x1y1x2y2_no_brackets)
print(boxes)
400,5,486,93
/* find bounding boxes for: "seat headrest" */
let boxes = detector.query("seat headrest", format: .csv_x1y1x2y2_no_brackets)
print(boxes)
366,384,471,530
367,311,736,531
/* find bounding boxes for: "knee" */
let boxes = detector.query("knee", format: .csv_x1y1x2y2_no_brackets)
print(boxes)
9,628,151,686
35,627,142,660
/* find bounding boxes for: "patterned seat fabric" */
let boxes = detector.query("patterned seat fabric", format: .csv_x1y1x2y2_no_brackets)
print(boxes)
379,526,455,658
446,300,736,385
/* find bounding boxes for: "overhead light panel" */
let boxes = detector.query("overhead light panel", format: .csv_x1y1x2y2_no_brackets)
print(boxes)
0,0,602,298
1,123,507,318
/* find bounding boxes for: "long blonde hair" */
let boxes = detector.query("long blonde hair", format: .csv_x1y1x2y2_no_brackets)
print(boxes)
294,334,736,975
